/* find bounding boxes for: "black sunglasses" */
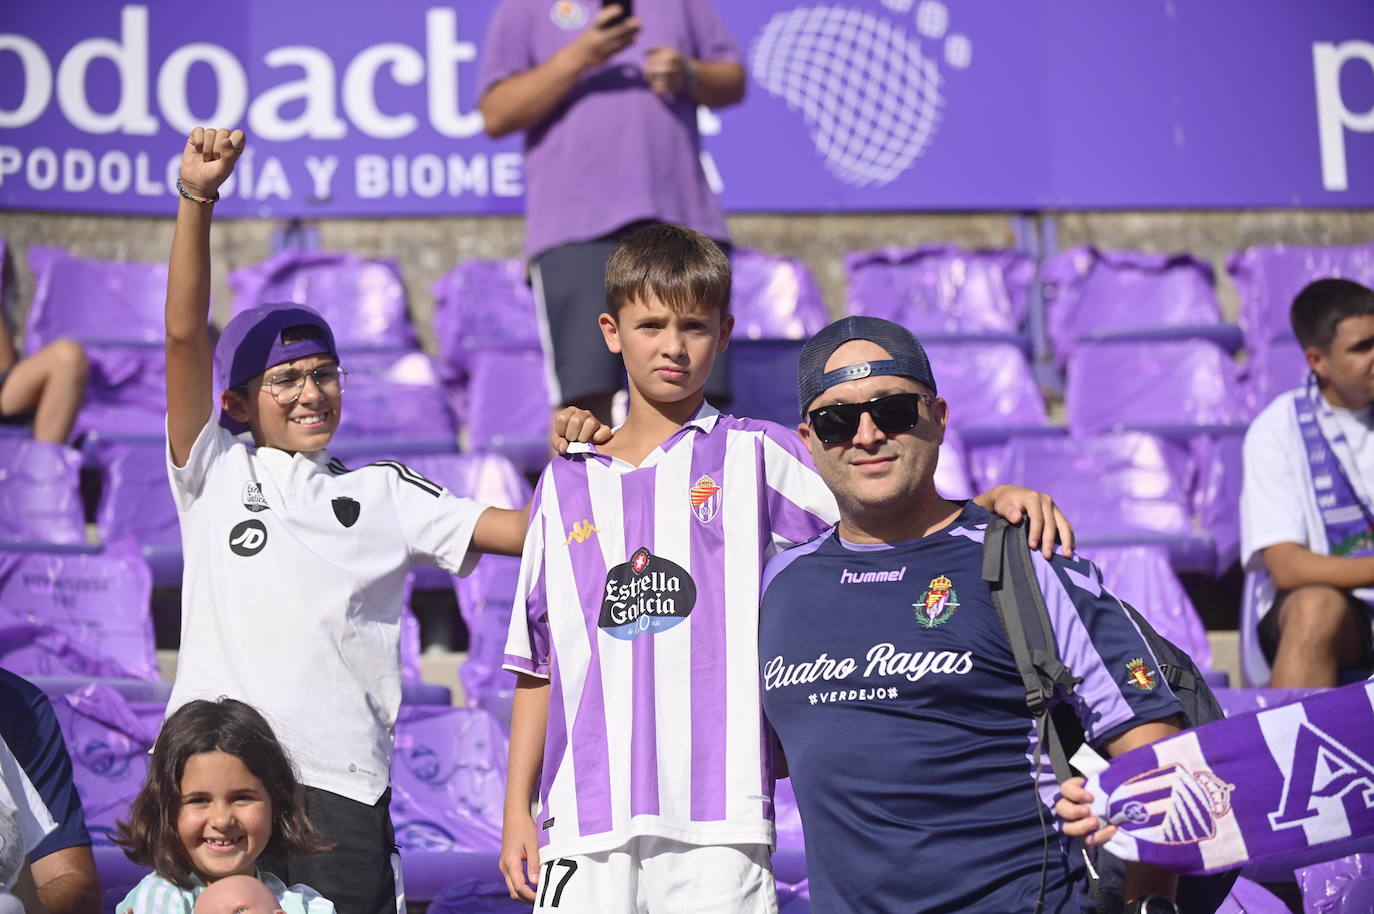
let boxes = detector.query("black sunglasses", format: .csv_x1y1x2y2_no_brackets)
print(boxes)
807,393,936,445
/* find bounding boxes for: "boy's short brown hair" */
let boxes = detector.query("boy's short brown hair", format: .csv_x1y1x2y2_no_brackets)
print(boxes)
604,223,732,317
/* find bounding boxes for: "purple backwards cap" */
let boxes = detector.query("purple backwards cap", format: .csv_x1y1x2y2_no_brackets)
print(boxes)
215,303,337,431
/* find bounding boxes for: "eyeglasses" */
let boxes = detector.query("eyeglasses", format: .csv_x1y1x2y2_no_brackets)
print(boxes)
260,365,347,404
807,393,935,445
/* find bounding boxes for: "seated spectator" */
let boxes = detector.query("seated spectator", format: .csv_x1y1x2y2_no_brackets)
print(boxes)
0,310,88,443
1242,279,1374,687
0,669,100,914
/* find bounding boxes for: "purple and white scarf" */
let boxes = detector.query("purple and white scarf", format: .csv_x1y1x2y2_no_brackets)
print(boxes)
1085,681,1374,874
1296,375,1374,558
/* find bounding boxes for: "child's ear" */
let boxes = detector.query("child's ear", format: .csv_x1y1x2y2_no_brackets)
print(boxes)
717,313,735,352
222,388,250,422
598,312,622,354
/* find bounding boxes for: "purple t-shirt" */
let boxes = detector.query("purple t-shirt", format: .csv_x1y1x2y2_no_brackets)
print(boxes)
478,0,738,259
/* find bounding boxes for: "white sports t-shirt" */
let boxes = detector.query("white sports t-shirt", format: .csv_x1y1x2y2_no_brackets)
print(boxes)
1241,387,1374,620
167,418,486,803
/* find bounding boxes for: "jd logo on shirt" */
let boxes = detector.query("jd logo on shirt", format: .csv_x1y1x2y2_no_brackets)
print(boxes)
599,547,697,640
229,519,268,557
332,497,361,528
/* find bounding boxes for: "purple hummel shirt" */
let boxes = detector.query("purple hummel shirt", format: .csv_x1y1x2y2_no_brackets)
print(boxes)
478,0,738,259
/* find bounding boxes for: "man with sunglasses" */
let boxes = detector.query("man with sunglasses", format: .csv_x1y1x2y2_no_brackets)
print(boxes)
757,317,1183,913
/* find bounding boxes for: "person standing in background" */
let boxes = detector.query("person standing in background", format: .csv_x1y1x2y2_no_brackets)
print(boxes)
479,0,746,424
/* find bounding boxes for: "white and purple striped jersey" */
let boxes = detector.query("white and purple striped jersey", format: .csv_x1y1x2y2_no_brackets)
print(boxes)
503,404,838,857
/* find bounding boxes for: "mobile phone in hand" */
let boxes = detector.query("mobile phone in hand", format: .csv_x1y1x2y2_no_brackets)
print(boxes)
603,0,632,27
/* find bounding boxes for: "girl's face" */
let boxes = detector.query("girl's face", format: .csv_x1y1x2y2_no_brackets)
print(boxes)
176,751,273,882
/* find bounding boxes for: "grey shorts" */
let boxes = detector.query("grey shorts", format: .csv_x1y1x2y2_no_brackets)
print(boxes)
531,225,732,406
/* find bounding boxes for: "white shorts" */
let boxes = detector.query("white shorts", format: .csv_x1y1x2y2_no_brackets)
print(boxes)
532,836,777,914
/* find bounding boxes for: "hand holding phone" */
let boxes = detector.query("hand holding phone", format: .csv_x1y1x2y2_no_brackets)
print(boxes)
602,0,633,28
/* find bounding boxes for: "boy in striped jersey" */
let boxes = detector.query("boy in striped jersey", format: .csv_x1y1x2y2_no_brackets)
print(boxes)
500,223,1072,912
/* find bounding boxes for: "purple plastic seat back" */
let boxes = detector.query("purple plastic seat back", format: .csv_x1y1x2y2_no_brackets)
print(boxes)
979,433,1195,538
432,260,541,381
1298,853,1374,914
390,705,507,852
90,439,180,552
464,349,553,472
1083,544,1211,668
1227,243,1374,349
935,429,973,500
45,685,164,846
1246,338,1309,413
0,440,85,545
25,246,167,348
844,245,1032,334
24,248,169,437
229,252,416,349
1066,340,1251,436
1043,247,1222,364
0,544,157,681
730,248,828,341
1190,433,1244,573
922,341,1047,431
331,349,457,445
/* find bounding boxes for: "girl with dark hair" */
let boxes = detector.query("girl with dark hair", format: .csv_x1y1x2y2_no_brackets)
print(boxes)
112,699,333,914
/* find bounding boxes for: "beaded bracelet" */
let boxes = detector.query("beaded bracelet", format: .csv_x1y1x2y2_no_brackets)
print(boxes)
176,179,219,204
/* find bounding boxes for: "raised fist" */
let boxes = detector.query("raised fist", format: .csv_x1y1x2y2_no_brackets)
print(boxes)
178,127,245,198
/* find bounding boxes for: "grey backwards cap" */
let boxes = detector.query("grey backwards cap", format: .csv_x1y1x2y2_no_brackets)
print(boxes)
796,316,937,418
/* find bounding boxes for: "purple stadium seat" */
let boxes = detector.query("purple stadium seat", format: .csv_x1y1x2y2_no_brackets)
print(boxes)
1042,247,1239,365
1245,337,1308,413
330,349,458,449
730,249,829,425
0,543,157,681
87,435,182,585
1190,432,1245,573
24,246,170,437
390,705,506,853
935,429,974,500
1213,687,1320,718
0,440,85,545
425,877,527,914
1227,243,1374,350
1084,544,1212,669
921,341,1048,444
976,432,1213,572
229,251,416,350
1238,572,1272,688
1065,339,1251,438
1298,854,1374,914
844,245,1033,337
431,261,552,471
43,684,163,845
731,248,829,341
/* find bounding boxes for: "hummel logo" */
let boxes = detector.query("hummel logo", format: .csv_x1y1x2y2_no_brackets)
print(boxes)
840,567,907,584
564,519,600,545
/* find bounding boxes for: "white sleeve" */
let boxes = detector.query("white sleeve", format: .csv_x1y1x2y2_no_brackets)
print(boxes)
165,414,235,512
504,474,550,679
760,428,840,552
390,464,489,578
1240,400,1312,571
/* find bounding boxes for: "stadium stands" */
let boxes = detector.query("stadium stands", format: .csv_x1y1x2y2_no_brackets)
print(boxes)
0,439,86,545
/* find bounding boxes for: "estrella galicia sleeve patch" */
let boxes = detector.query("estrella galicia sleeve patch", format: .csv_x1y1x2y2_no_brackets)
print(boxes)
599,547,697,640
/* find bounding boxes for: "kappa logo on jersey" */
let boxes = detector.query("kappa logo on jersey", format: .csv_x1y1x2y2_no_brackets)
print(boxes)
1269,719,1374,830
241,482,269,512
1108,763,1234,845
228,519,268,557
599,546,698,640
1126,658,1158,691
913,574,958,628
332,497,361,528
564,519,600,545
689,475,722,524
550,0,588,29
